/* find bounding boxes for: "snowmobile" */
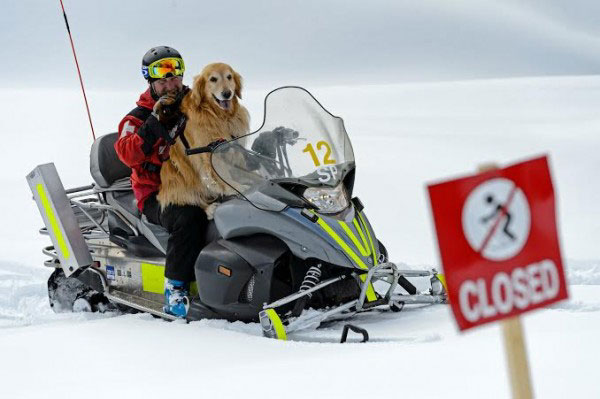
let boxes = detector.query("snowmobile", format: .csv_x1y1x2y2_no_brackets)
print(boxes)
27,86,446,340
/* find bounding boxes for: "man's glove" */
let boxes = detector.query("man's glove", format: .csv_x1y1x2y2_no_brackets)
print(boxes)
136,115,170,155
138,88,190,155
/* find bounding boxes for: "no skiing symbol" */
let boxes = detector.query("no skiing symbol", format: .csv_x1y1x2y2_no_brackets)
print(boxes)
427,155,568,331
462,178,530,261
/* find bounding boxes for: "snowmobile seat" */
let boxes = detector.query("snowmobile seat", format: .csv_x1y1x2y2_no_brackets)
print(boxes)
90,132,221,257
90,132,131,189
90,132,140,230
136,217,221,256
89,133,162,256
89,133,160,256
137,217,169,254
110,186,139,218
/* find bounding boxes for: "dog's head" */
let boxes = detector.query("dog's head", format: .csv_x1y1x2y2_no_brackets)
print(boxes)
190,63,242,113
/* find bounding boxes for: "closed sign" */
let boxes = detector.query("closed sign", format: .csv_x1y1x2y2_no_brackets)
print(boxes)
428,156,568,331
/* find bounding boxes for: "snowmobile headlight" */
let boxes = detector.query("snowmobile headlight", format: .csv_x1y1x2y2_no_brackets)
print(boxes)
303,185,349,214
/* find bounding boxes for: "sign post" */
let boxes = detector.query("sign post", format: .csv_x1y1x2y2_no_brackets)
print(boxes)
478,163,533,399
427,155,568,398
502,316,532,398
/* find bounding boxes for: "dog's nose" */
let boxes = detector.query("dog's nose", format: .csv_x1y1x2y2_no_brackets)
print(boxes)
222,90,232,99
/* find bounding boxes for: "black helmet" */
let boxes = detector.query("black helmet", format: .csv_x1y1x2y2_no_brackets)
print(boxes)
141,46,185,82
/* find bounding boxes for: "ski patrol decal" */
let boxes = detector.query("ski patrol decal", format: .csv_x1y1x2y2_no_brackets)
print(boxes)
427,155,568,331
120,121,135,138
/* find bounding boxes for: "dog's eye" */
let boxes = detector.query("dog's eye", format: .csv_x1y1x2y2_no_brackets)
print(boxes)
210,77,218,82
227,75,232,80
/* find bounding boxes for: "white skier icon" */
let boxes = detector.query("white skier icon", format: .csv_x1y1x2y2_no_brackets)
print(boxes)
462,178,531,261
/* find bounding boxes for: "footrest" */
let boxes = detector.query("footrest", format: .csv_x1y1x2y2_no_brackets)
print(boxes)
106,289,179,321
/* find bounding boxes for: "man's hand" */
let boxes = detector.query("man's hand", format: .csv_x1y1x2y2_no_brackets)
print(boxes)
137,87,190,155
137,112,187,154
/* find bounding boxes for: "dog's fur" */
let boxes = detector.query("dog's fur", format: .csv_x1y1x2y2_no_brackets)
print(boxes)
157,63,250,215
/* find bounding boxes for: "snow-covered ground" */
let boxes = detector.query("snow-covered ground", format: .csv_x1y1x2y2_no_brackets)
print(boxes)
1,76,599,397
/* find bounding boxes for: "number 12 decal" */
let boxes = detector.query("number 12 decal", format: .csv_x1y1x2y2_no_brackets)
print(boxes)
303,141,336,167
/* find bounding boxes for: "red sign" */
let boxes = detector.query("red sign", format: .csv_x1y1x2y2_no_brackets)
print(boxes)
428,156,568,331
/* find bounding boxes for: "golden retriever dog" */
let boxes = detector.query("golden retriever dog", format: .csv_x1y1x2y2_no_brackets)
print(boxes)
157,63,250,217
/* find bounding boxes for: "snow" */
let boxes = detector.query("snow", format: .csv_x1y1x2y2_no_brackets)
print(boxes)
1,265,599,398
566,259,600,285
1,76,599,397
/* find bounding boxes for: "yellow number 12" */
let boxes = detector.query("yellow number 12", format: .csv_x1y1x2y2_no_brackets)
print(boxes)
302,141,336,167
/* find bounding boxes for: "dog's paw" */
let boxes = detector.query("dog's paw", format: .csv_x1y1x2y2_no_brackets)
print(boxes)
153,94,174,112
205,202,218,220
153,94,181,124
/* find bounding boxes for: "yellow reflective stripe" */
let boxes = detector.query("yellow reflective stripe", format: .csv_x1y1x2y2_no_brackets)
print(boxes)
140,264,199,296
36,184,70,260
141,262,165,294
338,220,371,257
265,309,287,340
190,281,199,297
317,217,366,269
437,273,447,292
316,217,377,302
360,274,377,301
355,212,379,302
352,218,371,255
357,212,377,266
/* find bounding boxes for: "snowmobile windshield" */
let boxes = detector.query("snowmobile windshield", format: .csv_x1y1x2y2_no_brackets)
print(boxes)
211,86,355,212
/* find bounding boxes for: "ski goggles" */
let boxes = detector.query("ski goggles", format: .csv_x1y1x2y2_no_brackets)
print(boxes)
142,57,185,80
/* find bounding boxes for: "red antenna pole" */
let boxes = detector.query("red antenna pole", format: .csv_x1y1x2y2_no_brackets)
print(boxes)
59,0,96,141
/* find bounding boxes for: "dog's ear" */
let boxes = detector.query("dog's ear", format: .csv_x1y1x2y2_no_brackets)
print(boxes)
233,71,243,100
191,74,205,107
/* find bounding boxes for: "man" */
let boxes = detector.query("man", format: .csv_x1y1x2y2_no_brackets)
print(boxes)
115,46,207,317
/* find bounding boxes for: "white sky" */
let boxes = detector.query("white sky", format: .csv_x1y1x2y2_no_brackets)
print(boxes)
5,0,600,91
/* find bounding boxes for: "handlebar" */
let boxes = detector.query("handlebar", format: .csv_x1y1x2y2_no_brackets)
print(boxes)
186,138,232,156
185,146,212,156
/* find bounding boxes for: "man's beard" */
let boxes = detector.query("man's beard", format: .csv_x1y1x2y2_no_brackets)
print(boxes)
150,83,182,100
159,87,181,97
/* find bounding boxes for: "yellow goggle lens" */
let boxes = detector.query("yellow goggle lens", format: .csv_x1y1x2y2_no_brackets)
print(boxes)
148,57,185,79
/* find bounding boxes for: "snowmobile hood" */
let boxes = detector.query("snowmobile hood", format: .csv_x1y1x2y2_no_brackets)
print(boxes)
136,88,156,110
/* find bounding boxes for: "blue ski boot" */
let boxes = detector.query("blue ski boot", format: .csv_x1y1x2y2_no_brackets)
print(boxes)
164,279,190,318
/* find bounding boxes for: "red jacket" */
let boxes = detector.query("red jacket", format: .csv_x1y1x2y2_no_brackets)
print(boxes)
115,89,171,211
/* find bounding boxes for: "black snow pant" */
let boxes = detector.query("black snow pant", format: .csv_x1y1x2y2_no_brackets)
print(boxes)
143,194,208,283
